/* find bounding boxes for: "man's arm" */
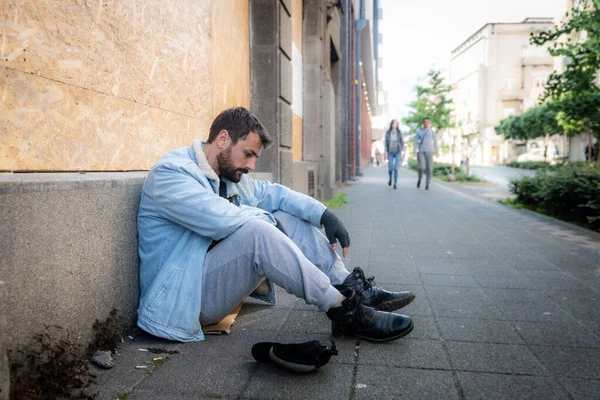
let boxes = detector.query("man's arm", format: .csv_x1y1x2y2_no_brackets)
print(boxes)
149,163,275,240
251,177,351,256
251,178,326,227
433,130,439,156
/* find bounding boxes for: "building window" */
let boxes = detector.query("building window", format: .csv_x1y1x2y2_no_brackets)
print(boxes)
503,108,516,118
503,78,516,90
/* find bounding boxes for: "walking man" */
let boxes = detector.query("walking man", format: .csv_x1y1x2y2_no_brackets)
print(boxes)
137,107,415,343
414,117,439,190
385,119,404,190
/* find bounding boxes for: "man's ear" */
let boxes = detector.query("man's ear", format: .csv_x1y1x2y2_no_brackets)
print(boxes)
216,130,230,149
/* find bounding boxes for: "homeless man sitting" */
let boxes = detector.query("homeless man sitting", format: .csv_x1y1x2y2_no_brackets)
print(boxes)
136,107,416,343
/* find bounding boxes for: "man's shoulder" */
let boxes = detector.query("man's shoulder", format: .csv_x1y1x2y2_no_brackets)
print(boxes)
150,146,199,175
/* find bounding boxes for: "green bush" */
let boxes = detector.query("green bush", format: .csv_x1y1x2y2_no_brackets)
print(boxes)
509,162,600,230
408,159,484,182
506,160,590,171
507,161,552,170
407,159,464,175
407,158,418,171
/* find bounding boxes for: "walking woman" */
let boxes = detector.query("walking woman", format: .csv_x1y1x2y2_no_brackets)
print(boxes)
385,119,404,189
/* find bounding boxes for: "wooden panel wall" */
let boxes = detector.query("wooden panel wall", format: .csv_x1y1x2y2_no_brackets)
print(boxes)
0,0,252,171
212,0,250,114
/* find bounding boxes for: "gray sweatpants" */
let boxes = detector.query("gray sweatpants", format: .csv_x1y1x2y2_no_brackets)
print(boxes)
199,211,350,325
417,151,434,185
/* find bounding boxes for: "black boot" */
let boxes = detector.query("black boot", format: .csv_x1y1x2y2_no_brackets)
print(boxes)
326,289,413,342
417,179,421,188
335,267,415,312
388,178,392,186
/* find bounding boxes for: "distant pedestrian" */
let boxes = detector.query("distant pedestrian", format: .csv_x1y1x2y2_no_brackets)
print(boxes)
414,117,439,190
385,119,404,189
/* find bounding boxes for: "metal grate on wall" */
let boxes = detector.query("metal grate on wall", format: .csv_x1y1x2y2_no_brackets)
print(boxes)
308,170,315,198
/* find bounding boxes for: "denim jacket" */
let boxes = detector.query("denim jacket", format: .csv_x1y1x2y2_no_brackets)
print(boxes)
137,140,326,341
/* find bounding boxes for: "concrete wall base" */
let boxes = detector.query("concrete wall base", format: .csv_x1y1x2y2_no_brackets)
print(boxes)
0,172,146,353
0,281,9,400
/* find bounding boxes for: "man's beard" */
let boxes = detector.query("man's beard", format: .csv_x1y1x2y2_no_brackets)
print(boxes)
217,147,249,183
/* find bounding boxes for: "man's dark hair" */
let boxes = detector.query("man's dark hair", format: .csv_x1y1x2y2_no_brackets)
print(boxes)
422,117,431,122
207,107,272,148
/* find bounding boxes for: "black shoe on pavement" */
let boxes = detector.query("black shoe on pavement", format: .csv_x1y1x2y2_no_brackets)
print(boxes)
252,340,338,373
393,184,397,190
417,179,421,188
388,178,392,186
326,289,414,342
425,184,429,190
335,267,416,312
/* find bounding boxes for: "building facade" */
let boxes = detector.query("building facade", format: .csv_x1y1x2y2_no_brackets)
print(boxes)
450,18,556,165
0,0,382,362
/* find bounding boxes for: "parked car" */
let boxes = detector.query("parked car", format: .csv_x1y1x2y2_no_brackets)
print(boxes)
517,148,545,162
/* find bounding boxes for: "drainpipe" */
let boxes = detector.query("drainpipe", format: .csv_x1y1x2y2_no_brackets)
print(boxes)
355,5,367,176
340,0,347,183
350,6,356,179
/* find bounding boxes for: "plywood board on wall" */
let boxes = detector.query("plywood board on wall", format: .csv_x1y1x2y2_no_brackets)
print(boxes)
211,0,250,114
0,0,216,171
0,67,209,171
1,0,213,119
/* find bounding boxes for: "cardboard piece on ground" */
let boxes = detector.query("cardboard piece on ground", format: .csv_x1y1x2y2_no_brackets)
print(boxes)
202,303,243,335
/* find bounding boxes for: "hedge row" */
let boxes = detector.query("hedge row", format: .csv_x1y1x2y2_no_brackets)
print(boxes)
506,161,555,170
407,159,464,176
509,162,600,230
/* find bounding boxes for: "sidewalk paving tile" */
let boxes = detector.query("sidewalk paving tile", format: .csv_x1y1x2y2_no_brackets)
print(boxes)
560,378,600,400
513,320,600,348
421,274,481,287
472,275,537,290
281,310,333,334
446,342,547,375
133,357,254,398
354,366,460,400
242,363,354,400
359,339,451,369
529,345,600,380
437,317,524,344
457,372,570,400
405,316,440,340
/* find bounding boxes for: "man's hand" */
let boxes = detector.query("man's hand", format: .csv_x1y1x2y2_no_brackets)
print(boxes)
320,209,350,257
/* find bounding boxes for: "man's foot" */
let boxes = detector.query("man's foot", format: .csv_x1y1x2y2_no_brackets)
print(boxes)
335,267,415,312
426,184,429,190
393,184,397,190
388,178,392,186
417,179,421,188
326,289,413,342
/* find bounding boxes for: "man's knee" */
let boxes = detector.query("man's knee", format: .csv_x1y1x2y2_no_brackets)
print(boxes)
239,218,281,238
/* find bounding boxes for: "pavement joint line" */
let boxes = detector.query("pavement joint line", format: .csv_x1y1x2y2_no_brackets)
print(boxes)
347,340,361,400
365,365,556,378
436,339,600,349
417,264,467,400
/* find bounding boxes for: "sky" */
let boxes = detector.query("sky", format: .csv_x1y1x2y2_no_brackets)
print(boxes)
379,0,568,126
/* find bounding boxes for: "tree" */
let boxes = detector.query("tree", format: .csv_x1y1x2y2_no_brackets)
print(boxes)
495,102,561,160
531,0,600,161
403,69,455,134
403,69,457,170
